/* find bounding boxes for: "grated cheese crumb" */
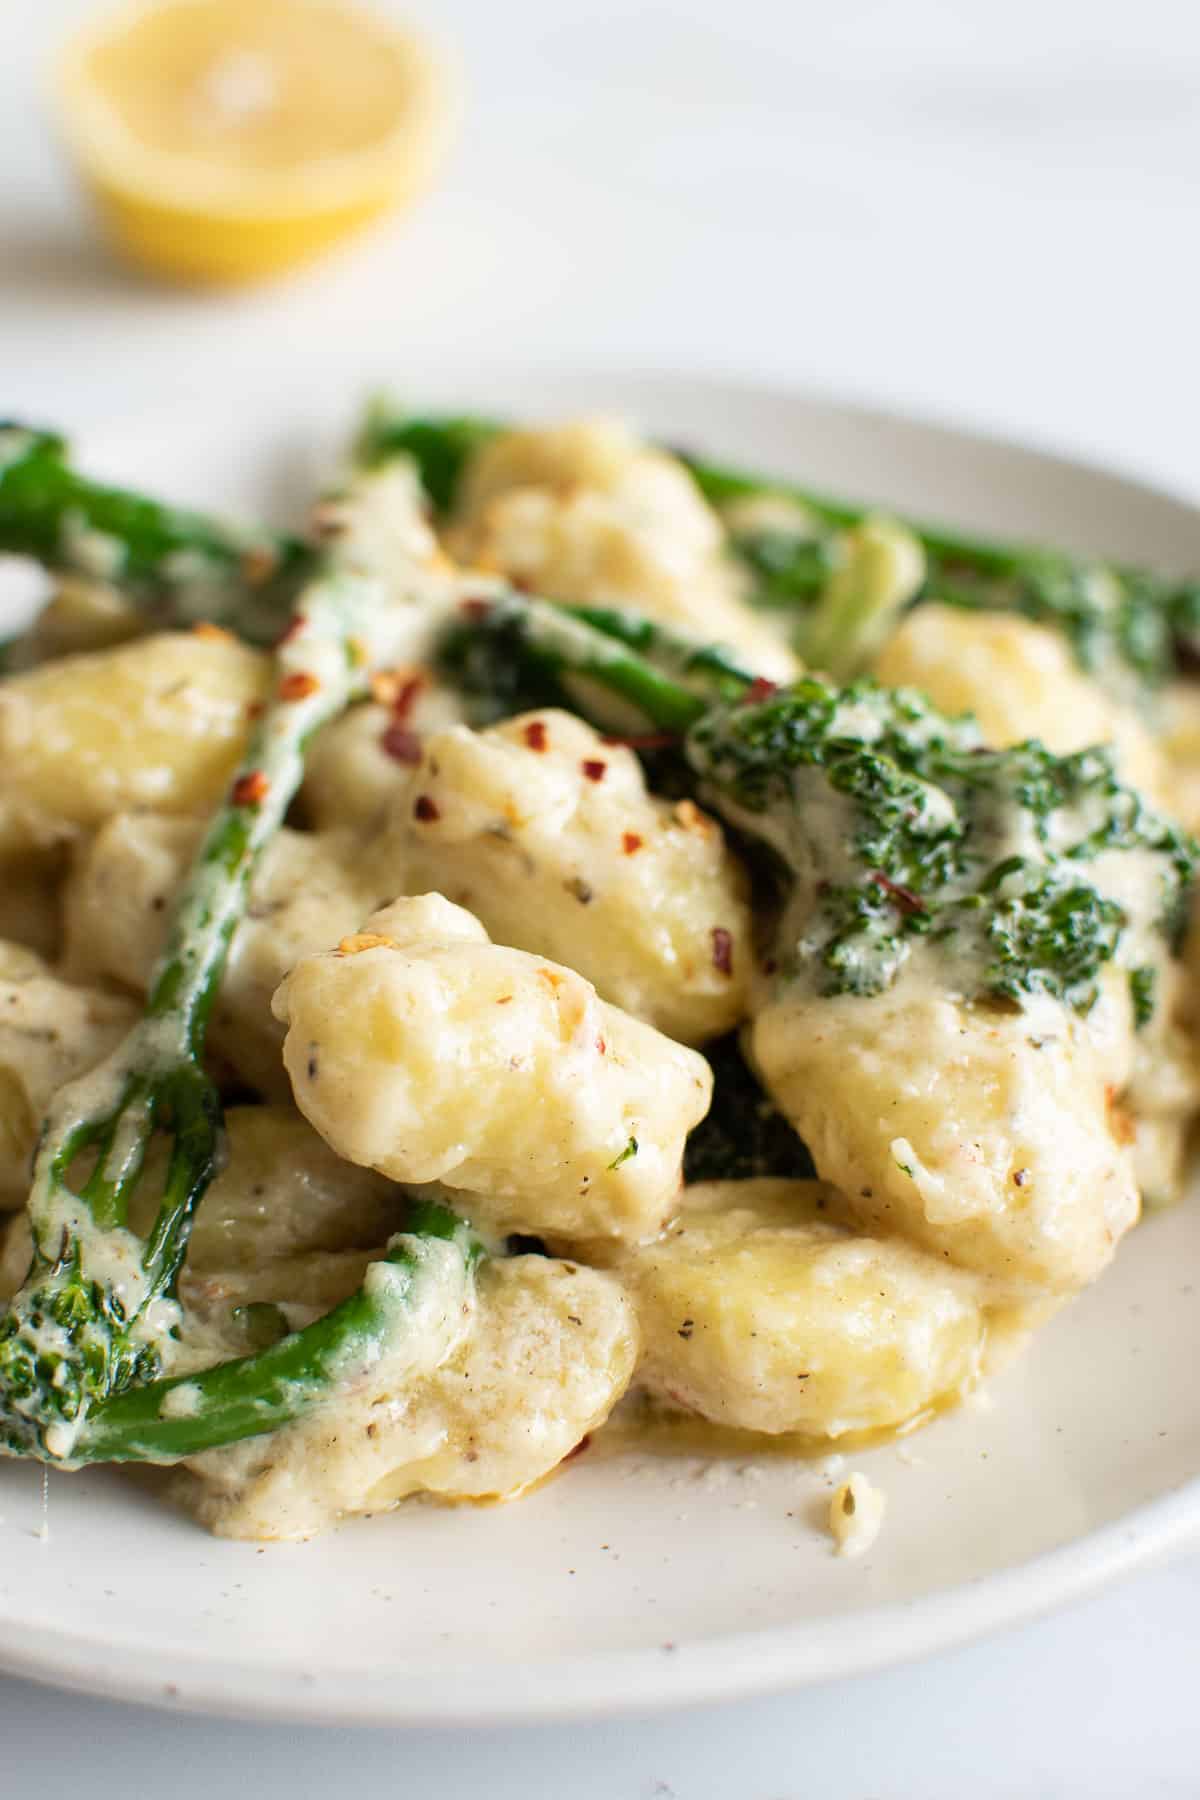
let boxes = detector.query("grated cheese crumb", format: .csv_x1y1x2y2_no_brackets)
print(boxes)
828,1471,886,1559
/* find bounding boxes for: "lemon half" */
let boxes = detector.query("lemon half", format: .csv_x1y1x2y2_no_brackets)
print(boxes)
55,0,460,283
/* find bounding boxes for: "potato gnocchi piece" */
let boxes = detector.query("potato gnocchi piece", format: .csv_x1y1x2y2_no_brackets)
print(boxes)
448,417,797,681
0,630,270,852
604,1179,992,1437
185,1255,638,1541
302,685,468,833
391,708,751,1044
0,1210,32,1302
750,973,1141,1299
63,815,404,1097
168,1104,402,1290
8,577,145,669
273,893,712,1242
873,605,1166,798
1123,959,1200,1208
0,942,138,1208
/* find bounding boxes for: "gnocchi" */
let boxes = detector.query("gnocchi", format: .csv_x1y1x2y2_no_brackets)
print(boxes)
448,417,798,680
389,708,751,1043
185,1254,638,1540
749,971,1141,1298
63,814,405,1096
273,893,712,1241
0,942,137,1207
0,629,269,852
602,1178,994,1437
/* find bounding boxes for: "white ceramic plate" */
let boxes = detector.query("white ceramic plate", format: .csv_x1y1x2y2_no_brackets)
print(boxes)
1,368,1199,1727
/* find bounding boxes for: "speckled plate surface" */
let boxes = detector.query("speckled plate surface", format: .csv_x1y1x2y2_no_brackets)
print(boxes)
1,367,1198,1725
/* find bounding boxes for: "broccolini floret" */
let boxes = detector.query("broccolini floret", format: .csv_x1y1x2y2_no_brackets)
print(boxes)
447,595,1196,1020
683,1035,816,1185
689,678,1194,1009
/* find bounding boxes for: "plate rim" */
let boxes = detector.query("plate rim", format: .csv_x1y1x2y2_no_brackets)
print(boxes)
1,363,1198,1725
0,1476,1195,1726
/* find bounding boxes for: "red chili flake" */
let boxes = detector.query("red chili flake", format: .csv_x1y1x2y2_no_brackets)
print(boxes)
278,671,319,702
581,759,607,782
595,1035,606,1055
460,596,493,621
413,795,440,823
523,720,549,752
711,927,734,976
371,670,425,718
600,732,679,751
391,674,425,722
743,677,778,704
870,871,926,916
622,832,644,855
232,771,269,807
380,724,423,765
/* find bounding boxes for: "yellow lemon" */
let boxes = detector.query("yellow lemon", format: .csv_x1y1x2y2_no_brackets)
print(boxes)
54,0,460,284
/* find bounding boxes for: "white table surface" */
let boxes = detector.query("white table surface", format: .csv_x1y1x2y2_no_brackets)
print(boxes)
3,0,1200,1791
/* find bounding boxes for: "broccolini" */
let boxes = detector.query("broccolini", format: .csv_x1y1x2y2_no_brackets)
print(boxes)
0,423,311,644
349,407,1200,695
448,594,1195,1019
0,455,475,1466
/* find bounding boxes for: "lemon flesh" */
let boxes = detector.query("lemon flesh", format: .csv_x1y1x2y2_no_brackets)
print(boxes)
55,0,459,283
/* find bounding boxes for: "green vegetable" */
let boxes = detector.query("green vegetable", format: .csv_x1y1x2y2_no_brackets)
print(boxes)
0,466,456,1466
1129,964,1158,1030
353,408,1200,695
437,590,761,724
0,423,311,644
683,1035,816,1185
607,1137,639,1171
689,680,1194,1008
354,402,498,515
787,518,926,680
438,589,741,735
448,596,1195,1016
681,449,1197,695
71,1201,483,1465
0,418,763,714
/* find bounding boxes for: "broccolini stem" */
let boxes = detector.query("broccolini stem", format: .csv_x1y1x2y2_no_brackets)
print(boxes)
356,408,1198,691
0,423,311,643
354,401,499,515
563,604,759,702
0,491,439,1464
68,1203,484,1466
453,591,718,733
346,402,1014,571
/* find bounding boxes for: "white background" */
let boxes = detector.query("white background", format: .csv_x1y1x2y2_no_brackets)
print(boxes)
3,1,1200,1792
